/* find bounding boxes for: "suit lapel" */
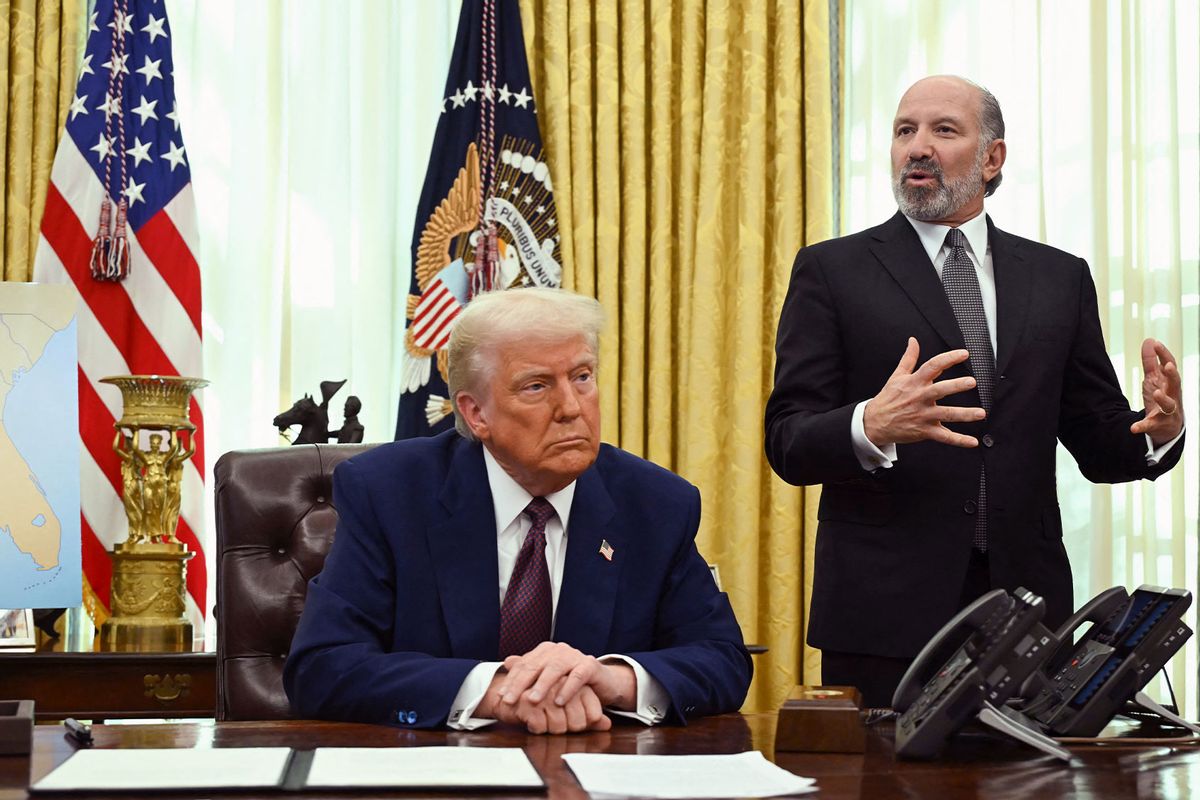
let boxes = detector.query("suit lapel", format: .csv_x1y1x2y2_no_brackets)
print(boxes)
425,440,502,660
869,212,966,352
554,464,621,656
987,218,1032,378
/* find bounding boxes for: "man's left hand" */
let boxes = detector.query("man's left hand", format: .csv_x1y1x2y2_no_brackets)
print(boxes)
1130,338,1184,446
495,641,636,711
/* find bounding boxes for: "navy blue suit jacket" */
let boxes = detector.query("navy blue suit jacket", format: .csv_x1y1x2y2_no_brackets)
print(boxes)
283,430,752,728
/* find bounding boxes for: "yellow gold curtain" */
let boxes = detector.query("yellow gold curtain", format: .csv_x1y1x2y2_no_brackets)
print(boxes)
521,0,834,712
1,0,82,281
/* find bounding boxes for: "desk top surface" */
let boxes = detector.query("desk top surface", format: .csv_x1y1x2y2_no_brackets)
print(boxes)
2,713,1197,799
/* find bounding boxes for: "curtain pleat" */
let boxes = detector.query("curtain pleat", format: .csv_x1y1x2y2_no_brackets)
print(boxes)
522,0,834,712
1,0,82,280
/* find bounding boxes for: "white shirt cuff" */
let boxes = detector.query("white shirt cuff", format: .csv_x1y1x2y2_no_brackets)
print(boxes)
599,654,668,725
1145,422,1185,466
446,662,503,730
852,400,897,471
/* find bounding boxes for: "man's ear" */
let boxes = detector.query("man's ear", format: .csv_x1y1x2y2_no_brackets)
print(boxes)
982,138,1006,182
455,392,489,440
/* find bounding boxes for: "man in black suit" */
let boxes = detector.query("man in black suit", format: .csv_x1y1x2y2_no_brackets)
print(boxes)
764,75,1185,707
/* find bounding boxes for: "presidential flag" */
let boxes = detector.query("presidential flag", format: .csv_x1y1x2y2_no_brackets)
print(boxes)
33,0,205,627
395,0,561,439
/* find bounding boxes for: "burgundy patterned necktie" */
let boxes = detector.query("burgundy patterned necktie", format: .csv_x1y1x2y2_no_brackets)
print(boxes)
941,228,995,551
498,497,555,658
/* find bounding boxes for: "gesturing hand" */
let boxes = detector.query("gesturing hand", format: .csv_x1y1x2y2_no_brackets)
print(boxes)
1130,338,1184,447
863,337,986,448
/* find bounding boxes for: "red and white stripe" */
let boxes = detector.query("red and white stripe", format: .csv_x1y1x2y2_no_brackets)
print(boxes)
33,132,206,626
411,279,463,351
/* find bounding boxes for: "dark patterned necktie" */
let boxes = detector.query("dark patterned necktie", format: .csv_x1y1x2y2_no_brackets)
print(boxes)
498,497,555,658
941,228,994,551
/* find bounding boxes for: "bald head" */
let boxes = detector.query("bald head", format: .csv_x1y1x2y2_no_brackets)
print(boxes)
897,75,1005,195
890,75,1007,225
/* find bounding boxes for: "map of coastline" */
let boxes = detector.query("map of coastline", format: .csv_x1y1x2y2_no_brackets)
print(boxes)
0,283,81,609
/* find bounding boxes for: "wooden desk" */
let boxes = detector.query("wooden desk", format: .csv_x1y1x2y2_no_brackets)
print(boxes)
0,653,216,721
2,713,1198,799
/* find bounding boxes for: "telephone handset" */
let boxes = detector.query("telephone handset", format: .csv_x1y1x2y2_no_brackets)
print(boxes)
1022,585,1194,737
893,589,1012,712
893,587,1065,760
1016,586,1127,698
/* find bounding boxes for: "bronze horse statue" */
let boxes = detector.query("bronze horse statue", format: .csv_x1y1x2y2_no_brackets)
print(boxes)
273,379,347,444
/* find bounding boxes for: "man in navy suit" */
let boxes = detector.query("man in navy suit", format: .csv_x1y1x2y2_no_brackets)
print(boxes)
285,287,751,733
764,75,1185,706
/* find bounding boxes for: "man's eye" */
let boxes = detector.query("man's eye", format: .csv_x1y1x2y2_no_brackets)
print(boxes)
575,371,594,383
895,127,914,137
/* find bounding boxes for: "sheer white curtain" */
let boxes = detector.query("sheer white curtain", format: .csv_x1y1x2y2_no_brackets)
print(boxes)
843,0,1199,713
164,0,461,637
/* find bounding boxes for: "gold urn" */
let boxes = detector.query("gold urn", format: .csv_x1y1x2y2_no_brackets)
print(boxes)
99,375,208,652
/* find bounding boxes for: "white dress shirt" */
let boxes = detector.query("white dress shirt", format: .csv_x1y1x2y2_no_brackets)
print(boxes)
446,448,669,730
851,210,1183,470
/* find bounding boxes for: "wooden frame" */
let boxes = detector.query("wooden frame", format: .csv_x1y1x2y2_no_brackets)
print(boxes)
0,609,35,649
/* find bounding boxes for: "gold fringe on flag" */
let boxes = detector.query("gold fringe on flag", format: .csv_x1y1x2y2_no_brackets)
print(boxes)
83,572,111,629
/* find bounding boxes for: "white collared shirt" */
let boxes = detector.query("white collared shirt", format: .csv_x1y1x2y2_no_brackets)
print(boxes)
850,209,1182,470
446,447,668,730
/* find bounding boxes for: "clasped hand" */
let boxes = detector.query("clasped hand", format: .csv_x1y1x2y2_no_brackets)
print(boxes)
863,337,985,448
477,642,634,734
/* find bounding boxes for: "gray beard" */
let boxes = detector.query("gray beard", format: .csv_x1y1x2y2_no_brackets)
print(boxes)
892,157,983,221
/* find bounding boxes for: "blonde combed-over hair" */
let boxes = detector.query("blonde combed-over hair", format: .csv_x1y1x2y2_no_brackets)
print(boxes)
447,287,605,440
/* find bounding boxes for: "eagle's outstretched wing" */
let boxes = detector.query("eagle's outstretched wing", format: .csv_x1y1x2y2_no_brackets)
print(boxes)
413,142,481,294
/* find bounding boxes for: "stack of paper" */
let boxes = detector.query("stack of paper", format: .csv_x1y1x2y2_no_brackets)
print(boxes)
562,751,817,798
305,746,543,789
31,748,293,793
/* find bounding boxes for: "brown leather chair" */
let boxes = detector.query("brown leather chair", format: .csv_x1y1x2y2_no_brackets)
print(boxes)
213,443,375,720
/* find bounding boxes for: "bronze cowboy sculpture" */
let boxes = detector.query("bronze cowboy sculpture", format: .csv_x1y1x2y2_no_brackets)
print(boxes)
273,379,365,444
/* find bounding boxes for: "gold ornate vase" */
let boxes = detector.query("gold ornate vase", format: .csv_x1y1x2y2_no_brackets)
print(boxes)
99,375,208,652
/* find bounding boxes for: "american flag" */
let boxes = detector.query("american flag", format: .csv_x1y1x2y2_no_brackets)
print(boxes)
33,0,205,628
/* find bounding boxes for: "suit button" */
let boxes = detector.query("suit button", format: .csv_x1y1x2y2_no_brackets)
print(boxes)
964,500,977,514
406,711,418,724
982,434,994,448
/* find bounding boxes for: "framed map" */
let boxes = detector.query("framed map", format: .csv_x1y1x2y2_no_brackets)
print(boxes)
0,283,80,609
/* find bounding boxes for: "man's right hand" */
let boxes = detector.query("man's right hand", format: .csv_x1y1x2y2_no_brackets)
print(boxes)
478,671,611,734
863,337,986,448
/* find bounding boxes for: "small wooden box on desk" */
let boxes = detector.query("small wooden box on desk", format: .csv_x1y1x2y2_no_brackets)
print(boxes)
776,685,867,753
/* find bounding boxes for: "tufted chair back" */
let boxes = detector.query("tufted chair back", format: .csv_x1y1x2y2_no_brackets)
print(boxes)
213,443,375,720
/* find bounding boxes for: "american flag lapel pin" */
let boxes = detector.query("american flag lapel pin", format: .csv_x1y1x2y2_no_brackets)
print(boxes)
599,539,614,561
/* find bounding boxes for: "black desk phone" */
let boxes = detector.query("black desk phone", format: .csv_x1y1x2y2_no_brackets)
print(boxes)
1021,584,1195,736
892,587,1068,760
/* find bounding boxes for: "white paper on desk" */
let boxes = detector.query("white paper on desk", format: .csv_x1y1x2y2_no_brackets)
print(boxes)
31,747,292,792
305,746,544,789
561,751,817,798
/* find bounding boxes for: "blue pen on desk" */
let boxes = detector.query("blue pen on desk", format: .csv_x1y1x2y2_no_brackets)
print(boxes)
63,718,93,747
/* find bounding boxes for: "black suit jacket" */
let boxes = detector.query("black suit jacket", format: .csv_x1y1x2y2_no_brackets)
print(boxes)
764,212,1182,658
